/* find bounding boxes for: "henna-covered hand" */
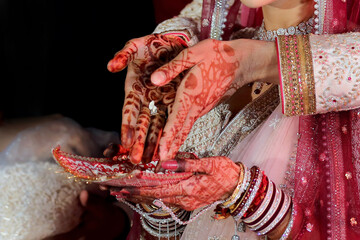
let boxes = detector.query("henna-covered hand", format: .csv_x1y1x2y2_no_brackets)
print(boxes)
112,157,240,211
107,34,187,164
150,39,278,161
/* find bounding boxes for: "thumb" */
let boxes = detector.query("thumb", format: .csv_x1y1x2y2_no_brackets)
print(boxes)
151,48,195,86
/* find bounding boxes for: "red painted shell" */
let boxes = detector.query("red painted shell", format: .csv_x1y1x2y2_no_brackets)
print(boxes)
52,146,196,187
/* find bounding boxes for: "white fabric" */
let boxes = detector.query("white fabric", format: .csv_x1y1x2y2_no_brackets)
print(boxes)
0,162,84,240
0,117,119,240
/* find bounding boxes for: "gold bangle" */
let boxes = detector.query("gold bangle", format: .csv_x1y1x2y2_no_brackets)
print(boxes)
221,163,246,208
230,167,257,213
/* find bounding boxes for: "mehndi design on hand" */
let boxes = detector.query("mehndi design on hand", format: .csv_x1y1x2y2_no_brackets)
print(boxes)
107,34,187,164
114,156,240,211
151,39,245,161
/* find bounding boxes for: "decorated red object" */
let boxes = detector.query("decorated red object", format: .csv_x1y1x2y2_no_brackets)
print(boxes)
52,146,195,187
243,174,269,219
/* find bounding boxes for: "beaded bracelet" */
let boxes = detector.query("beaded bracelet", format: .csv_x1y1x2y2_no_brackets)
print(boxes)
213,165,294,239
233,171,264,221
229,167,255,214
235,172,266,220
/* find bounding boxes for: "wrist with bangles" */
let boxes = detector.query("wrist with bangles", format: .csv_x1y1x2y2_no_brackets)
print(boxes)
121,162,293,239
216,163,293,238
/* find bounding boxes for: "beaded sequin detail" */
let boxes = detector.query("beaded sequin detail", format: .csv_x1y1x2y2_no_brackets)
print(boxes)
254,17,314,42
210,0,231,40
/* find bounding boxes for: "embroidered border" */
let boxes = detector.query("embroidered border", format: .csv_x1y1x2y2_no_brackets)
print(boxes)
277,35,316,116
208,85,280,157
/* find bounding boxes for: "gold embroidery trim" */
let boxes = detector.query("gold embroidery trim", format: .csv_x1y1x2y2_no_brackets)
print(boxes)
278,35,316,116
209,85,280,157
300,35,316,115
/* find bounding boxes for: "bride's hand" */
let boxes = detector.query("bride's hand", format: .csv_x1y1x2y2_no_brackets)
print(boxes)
112,156,240,211
150,39,278,161
107,34,187,164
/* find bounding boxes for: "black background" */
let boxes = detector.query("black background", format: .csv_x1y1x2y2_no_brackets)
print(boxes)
1,0,157,132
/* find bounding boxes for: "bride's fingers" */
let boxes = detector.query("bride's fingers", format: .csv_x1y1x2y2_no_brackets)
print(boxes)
158,67,203,161
121,91,141,149
129,106,151,164
107,40,138,73
142,107,166,164
124,183,185,199
166,104,203,160
161,158,216,174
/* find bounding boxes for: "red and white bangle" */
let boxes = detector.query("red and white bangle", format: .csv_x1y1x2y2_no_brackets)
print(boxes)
257,193,292,235
233,172,264,221
243,181,275,224
248,187,283,230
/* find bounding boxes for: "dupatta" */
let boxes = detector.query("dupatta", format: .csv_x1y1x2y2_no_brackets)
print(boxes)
291,1,360,239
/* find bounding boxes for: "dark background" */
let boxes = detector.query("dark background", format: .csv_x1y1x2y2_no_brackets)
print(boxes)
1,0,191,132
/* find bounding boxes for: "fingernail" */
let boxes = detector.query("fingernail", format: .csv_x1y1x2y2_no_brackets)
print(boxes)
161,160,178,171
127,127,134,139
115,194,126,199
121,126,134,148
152,71,166,85
120,189,131,195
110,191,119,196
107,61,115,72
129,152,141,165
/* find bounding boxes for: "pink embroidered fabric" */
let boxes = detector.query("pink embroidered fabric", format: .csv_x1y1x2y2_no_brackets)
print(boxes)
310,33,360,114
